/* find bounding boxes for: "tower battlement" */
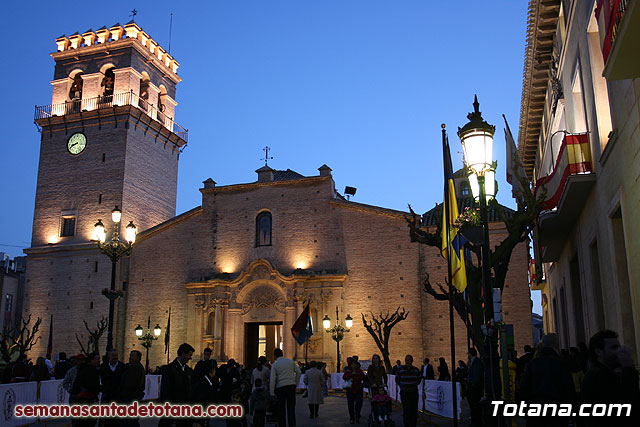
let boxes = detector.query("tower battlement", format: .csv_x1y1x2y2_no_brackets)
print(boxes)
54,21,179,75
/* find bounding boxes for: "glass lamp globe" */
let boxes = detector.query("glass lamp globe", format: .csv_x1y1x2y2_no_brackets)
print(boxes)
345,314,353,329
94,219,106,243
322,315,331,329
458,96,495,176
135,324,143,337
125,221,137,244
111,206,122,223
153,324,162,337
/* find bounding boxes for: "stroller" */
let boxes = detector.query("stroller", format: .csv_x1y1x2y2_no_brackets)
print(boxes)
367,386,395,427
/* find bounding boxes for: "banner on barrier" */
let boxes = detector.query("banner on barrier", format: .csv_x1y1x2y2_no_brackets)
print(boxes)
0,381,38,427
423,380,462,420
143,375,161,401
38,379,69,419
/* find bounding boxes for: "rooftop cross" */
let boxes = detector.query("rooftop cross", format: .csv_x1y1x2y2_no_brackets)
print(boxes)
261,146,274,166
130,9,138,20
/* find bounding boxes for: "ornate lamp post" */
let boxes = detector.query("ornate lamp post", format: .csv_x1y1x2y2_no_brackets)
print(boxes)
94,205,137,353
135,316,162,373
458,96,499,401
323,307,353,373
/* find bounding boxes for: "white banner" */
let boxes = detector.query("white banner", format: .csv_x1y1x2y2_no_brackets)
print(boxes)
329,373,347,389
143,375,161,401
423,380,461,420
38,379,69,420
297,374,331,390
0,381,38,427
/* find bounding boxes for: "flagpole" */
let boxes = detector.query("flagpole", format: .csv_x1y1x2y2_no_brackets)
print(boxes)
442,124,459,426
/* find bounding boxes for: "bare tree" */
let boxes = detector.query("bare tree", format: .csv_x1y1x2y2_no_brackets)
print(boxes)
406,162,544,353
362,307,409,372
0,315,42,364
75,317,107,356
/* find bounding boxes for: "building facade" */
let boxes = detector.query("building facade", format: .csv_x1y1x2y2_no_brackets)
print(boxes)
519,0,640,360
23,23,533,370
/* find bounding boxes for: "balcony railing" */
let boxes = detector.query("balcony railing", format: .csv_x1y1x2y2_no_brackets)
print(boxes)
535,132,592,211
596,0,628,64
34,91,188,142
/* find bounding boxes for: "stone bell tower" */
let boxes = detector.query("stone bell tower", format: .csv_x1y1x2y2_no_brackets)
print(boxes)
24,21,187,357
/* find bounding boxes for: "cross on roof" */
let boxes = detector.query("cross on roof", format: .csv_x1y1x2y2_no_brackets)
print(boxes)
261,146,274,166
130,9,138,20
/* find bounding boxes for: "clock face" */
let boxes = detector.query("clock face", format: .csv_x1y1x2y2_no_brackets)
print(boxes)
67,132,87,155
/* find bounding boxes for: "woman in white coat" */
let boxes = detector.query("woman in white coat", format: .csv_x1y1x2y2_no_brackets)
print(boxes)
303,361,325,418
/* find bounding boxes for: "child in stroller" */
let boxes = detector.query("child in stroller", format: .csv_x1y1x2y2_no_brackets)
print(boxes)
370,387,394,426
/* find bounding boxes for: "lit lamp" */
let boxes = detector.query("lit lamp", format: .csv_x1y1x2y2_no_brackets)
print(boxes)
136,316,161,373
94,205,137,353
458,95,498,400
323,307,352,373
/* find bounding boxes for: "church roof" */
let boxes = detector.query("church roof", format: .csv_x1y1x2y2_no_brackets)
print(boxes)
421,198,515,227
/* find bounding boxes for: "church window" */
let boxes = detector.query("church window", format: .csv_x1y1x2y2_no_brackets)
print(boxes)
61,216,76,237
139,72,150,112
256,212,272,247
68,72,83,113
461,181,470,197
4,294,13,328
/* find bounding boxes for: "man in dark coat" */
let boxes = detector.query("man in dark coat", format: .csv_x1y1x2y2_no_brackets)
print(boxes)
101,348,126,400
72,352,102,427
160,343,195,427
466,348,484,427
519,333,575,427
421,358,435,380
54,352,72,379
193,347,213,383
581,329,639,427
119,350,146,427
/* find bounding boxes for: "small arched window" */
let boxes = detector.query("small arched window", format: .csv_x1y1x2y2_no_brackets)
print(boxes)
256,212,272,247
139,72,150,111
460,181,470,197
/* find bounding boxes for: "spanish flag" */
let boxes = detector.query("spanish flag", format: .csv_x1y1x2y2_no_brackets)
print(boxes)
441,132,468,292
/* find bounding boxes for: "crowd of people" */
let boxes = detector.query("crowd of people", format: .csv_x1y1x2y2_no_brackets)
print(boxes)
2,328,637,427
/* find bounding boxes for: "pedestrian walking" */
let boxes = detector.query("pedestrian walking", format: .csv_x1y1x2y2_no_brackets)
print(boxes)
396,354,421,427
437,357,451,381
421,357,435,380
249,378,270,427
581,329,639,427
31,357,51,381
391,360,402,375
454,360,468,396
194,347,213,382
303,361,325,418
252,358,271,391
269,348,301,427
54,352,72,379
119,350,145,427
160,343,195,427
367,354,387,396
194,360,218,427
519,333,576,427
72,352,101,427
343,358,365,424
100,348,125,426
466,348,483,427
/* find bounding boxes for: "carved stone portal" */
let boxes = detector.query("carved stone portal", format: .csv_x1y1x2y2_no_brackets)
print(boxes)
242,286,285,320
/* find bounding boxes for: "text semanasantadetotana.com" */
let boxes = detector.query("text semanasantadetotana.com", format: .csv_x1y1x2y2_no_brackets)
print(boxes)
14,402,243,418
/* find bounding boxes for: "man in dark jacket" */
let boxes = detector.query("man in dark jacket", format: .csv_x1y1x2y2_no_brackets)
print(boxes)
194,347,213,382
72,352,102,427
118,350,146,427
581,330,639,427
54,352,72,379
160,343,195,427
519,333,575,427
101,348,126,399
397,355,421,427
421,358,435,380
466,348,484,427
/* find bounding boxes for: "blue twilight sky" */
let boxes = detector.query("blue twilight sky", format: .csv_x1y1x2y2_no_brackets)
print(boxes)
0,0,540,314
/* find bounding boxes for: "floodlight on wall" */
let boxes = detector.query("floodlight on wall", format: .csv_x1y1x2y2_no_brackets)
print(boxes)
344,186,357,200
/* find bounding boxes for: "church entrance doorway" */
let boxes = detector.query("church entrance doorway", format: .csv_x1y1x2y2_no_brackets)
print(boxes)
244,321,283,369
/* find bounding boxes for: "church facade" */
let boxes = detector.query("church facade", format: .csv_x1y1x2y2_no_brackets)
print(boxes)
24,23,532,371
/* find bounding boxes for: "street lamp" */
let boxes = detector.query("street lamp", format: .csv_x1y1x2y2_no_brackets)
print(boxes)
323,306,352,373
135,316,162,373
94,205,137,353
458,96,498,400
